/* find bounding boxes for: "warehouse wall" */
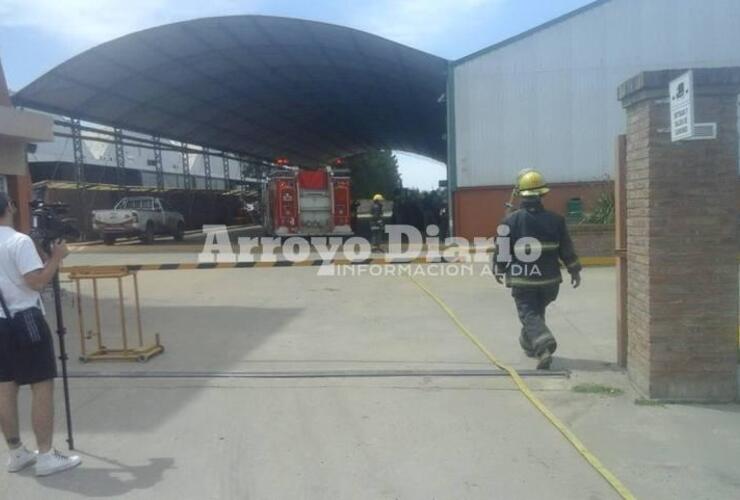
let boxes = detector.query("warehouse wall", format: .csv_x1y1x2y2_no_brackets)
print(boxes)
451,0,740,189
454,180,611,239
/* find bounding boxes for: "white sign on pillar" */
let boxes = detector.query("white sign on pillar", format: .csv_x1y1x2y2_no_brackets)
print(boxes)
670,70,694,142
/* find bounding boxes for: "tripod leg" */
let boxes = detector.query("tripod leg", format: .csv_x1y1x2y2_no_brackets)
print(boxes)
51,272,74,450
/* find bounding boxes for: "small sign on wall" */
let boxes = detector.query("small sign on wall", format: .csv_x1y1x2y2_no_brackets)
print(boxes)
669,70,717,142
670,71,694,142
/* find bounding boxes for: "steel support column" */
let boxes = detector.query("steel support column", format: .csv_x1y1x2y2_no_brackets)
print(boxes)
239,156,247,190
203,148,212,190
153,136,164,191
223,156,230,190
71,118,85,186
181,143,190,190
113,128,126,189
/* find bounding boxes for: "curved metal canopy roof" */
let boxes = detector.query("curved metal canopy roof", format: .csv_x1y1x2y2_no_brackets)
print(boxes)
13,16,448,166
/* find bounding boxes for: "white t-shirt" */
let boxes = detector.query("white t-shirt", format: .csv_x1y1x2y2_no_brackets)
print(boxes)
0,226,44,318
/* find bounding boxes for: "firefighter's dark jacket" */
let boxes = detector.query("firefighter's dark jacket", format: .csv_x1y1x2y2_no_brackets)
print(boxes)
494,198,582,287
370,201,384,228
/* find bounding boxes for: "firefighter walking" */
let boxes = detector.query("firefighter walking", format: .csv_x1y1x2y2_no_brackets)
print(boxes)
494,170,582,369
370,194,385,252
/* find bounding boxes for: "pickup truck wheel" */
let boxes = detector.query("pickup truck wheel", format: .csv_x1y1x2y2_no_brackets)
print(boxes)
142,223,155,245
103,234,116,246
173,222,185,241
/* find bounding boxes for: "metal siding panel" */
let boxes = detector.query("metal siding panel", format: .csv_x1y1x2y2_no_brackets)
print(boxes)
454,0,740,187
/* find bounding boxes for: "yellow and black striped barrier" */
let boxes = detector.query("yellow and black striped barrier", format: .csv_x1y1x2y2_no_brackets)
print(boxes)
61,257,458,274
61,255,620,274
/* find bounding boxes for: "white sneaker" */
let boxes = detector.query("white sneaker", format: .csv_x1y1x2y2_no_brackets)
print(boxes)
34,449,81,477
7,446,37,472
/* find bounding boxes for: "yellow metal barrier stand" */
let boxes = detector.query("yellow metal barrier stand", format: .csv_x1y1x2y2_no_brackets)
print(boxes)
69,266,163,363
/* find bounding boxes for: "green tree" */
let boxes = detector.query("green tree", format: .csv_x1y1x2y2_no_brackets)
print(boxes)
344,150,402,200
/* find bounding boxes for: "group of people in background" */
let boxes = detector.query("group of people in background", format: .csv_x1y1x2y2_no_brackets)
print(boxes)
390,188,448,239
350,188,449,243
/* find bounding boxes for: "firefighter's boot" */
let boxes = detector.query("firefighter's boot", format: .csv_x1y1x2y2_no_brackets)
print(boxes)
536,349,553,370
519,334,536,358
533,334,557,370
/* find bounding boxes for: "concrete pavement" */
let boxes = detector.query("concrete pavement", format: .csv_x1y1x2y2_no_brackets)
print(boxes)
3,377,618,500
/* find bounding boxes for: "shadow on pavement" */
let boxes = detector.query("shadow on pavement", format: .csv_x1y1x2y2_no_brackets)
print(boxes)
551,356,621,372
61,302,303,373
52,303,303,433
33,453,175,498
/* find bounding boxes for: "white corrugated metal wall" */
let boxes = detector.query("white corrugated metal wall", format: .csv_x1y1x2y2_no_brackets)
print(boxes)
452,0,740,188
30,118,231,187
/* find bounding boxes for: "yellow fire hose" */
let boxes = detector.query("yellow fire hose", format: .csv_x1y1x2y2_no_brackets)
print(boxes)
407,274,636,500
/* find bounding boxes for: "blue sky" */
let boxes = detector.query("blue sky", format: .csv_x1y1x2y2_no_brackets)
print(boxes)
0,0,593,189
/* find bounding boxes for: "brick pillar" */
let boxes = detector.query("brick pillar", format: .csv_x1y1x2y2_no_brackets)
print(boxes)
1,58,47,233
7,174,33,233
618,68,739,402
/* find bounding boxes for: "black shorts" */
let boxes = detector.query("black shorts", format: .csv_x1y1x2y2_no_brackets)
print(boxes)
0,314,58,385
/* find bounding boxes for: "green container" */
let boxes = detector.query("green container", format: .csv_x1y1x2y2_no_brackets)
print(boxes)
566,197,584,223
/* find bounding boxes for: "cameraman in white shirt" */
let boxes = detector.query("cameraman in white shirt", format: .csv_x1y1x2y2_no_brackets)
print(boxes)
0,192,81,476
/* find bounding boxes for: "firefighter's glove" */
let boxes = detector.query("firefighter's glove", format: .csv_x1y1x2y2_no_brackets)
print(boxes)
570,271,581,289
494,272,504,285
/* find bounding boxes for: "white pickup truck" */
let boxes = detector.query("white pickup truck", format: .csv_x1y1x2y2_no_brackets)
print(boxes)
92,197,185,245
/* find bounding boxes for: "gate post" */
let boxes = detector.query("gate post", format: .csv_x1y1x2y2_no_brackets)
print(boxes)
618,68,739,402
614,134,628,368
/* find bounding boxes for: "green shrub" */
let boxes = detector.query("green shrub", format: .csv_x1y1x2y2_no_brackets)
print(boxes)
581,191,615,225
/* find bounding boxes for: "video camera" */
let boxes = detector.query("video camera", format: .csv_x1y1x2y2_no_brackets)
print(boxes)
29,200,80,245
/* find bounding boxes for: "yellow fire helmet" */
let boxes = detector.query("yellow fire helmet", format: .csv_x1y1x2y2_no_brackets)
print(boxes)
516,168,535,183
517,170,550,197
372,194,384,201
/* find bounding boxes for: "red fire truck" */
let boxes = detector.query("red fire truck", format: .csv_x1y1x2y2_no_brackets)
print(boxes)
263,167,353,236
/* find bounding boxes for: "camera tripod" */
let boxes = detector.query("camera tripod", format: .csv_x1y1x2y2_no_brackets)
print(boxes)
43,240,75,451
